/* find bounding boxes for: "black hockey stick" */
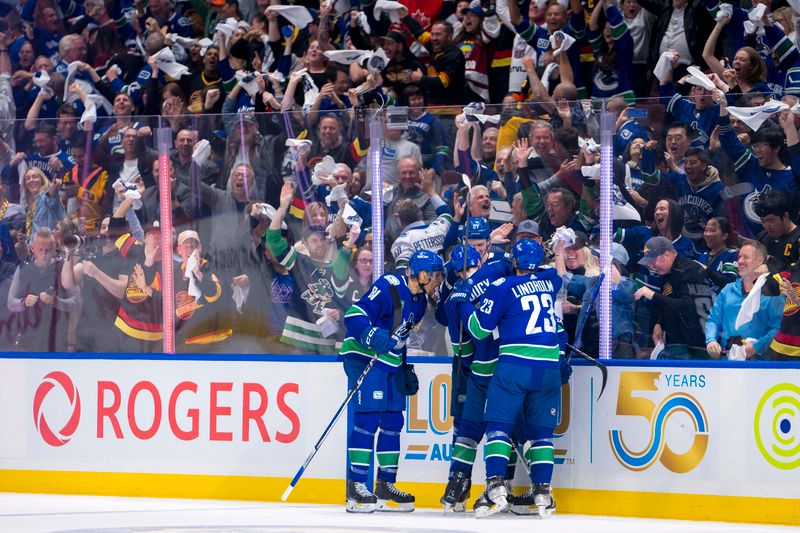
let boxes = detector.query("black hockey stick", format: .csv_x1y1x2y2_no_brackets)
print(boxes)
566,342,608,400
453,174,472,405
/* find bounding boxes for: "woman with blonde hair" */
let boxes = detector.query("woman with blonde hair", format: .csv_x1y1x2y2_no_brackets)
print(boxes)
22,167,65,242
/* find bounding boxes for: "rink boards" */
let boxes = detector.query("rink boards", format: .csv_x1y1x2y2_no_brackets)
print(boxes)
0,354,798,525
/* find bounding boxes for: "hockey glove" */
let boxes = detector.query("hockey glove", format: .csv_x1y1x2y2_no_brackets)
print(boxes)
447,278,473,307
361,326,398,354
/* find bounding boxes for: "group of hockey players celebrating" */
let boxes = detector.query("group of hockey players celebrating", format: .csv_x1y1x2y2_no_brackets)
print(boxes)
340,224,568,518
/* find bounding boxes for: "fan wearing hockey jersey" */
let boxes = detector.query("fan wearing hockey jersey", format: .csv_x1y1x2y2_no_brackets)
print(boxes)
450,239,563,518
340,250,444,513
753,191,800,272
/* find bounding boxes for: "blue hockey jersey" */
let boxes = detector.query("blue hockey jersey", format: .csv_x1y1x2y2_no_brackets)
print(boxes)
342,273,427,372
462,267,563,368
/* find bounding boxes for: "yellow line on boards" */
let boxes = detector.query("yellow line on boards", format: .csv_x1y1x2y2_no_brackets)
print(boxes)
0,470,797,526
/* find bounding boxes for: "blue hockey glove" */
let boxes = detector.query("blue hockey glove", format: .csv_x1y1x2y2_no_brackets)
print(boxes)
447,278,474,307
360,327,398,354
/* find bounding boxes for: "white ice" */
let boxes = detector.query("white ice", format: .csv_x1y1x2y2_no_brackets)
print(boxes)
0,493,796,533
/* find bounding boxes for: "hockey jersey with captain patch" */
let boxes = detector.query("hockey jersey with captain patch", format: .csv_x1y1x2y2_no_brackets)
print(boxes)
341,274,428,372
462,267,563,368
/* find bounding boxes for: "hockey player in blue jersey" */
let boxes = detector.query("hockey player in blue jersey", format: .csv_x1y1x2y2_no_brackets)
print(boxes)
450,239,563,518
340,249,444,513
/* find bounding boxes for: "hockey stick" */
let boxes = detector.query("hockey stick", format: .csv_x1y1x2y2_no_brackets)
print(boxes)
565,342,608,399
568,271,605,360
566,271,607,399
281,348,383,502
453,174,472,404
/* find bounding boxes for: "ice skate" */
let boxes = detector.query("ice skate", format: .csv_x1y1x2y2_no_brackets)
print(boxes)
534,483,556,518
474,476,508,518
440,471,471,512
345,480,377,513
502,480,514,513
374,479,415,512
510,487,536,515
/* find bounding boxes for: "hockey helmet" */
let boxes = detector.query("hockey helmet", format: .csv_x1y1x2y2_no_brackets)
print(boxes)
409,249,445,277
513,239,545,271
461,216,491,241
450,244,481,272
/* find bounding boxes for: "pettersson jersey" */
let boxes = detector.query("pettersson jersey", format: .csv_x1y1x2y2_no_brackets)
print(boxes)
341,274,428,372
464,267,563,368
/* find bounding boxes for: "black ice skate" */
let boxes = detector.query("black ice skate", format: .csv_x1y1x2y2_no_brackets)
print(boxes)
440,471,471,512
345,480,377,513
474,476,508,518
533,483,556,518
510,487,536,515
374,479,415,512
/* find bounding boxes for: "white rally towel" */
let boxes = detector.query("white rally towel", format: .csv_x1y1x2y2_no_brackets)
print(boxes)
581,164,601,180
166,33,198,50
470,114,501,124
184,250,202,300
214,17,239,39
325,183,349,206
198,38,214,57
234,70,261,97
285,138,313,154
549,30,576,56
735,273,769,329
79,94,106,127
374,0,405,22
341,203,363,227
743,4,766,36
579,136,600,154
550,226,576,250
324,49,373,65
654,50,677,83
33,69,50,88
192,139,211,167
727,100,788,131
153,47,190,79
266,5,313,29
715,3,733,21
64,62,113,114
312,155,337,185
686,66,715,90
540,61,559,93
259,203,288,230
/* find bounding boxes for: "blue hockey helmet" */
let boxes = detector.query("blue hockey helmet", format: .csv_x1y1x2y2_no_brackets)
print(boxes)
513,239,545,271
409,249,445,277
450,244,481,272
461,216,491,241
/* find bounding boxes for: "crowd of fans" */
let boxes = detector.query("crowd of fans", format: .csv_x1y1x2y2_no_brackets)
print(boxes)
1,0,800,360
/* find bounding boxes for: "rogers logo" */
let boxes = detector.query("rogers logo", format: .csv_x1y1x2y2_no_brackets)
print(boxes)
33,371,81,447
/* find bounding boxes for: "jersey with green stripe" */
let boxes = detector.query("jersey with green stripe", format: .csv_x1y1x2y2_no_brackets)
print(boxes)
340,274,427,372
464,267,563,368
444,260,509,382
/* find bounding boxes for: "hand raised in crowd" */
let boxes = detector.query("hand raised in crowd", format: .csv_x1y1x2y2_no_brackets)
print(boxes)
491,179,506,199
453,196,466,221
513,138,533,168
490,223,513,245
204,89,221,110
48,177,63,195
521,55,535,73
420,168,436,196
279,181,294,209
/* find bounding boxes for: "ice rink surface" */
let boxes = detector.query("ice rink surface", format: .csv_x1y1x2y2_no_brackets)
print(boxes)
0,494,797,533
